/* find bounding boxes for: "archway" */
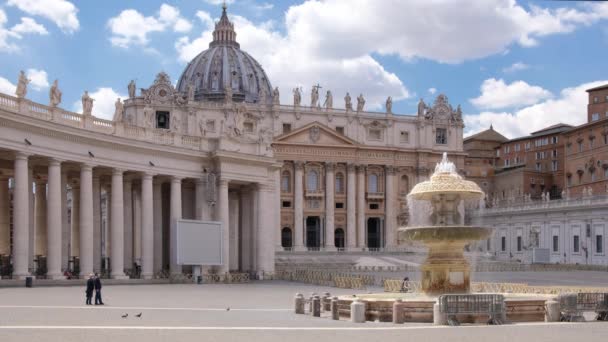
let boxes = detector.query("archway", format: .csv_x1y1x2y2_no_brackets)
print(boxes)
306,216,321,248
367,217,382,249
281,227,292,249
334,228,345,249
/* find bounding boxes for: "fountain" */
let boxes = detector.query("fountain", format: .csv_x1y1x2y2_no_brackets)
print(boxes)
399,152,492,294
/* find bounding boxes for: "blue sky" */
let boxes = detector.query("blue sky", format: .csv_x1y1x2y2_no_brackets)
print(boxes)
1,0,608,138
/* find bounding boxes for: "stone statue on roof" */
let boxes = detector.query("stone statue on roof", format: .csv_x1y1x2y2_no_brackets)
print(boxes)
49,80,62,107
324,90,333,110
114,98,124,122
128,80,136,98
344,92,352,111
386,96,392,114
15,70,29,99
356,94,365,112
82,91,94,116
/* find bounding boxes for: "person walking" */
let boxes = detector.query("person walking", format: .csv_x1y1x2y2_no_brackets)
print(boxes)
85,274,95,305
94,273,104,305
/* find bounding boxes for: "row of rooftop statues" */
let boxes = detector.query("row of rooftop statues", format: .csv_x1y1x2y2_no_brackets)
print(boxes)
290,86,391,113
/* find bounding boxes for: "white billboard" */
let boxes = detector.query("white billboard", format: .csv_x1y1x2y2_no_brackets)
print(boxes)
176,219,223,265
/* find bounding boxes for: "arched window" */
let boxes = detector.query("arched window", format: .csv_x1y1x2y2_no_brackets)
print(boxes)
335,173,344,194
368,173,378,193
400,175,409,194
281,227,293,248
334,228,345,249
281,171,291,193
307,170,318,191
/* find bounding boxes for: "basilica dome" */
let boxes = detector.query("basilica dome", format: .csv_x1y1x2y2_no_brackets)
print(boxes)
176,5,273,104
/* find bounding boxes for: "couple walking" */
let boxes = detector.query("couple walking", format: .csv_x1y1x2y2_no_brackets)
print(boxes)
85,273,104,305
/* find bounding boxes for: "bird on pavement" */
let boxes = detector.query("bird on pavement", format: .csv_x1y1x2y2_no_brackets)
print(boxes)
135,312,142,318
121,313,128,318
226,307,230,311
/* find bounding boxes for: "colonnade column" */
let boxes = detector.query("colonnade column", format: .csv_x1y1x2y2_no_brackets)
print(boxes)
141,173,153,279
61,170,69,271
274,168,282,250
293,161,304,250
79,164,94,277
133,185,142,266
256,184,275,274
0,177,9,255
357,165,366,248
170,176,182,276
34,180,47,256
346,163,356,250
71,186,80,261
325,162,335,250
123,179,133,270
152,180,163,274
110,169,127,279
92,174,101,273
13,152,30,279
385,166,395,249
46,159,64,279
218,179,229,273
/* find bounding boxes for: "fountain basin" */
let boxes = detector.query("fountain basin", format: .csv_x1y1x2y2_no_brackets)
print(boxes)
400,226,492,243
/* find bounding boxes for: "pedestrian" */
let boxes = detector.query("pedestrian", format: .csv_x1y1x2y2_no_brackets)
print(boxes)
85,274,95,305
400,276,410,292
94,273,104,305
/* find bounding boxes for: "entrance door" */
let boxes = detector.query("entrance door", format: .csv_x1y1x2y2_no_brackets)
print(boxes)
306,217,321,248
334,228,345,249
367,217,382,249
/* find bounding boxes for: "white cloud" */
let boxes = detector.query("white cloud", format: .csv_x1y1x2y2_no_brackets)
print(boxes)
26,68,49,90
464,80,608,138
196,11,215,29
0,76,17,94
470,78,552,110
204,0,235,5
1,10,48,52
11,17,48,36
107,4,192,48
7,0,79,33
428,88,437,95
503,62,529,73
72,87,127,120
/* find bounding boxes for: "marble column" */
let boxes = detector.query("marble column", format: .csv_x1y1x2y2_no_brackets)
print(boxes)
170,176,182,276
79,164,94,277
141,173,153,279
218,179,229,273
61,170,69,271
152,180,163,274
123,179,133,270
195,179,204,221
256,184,275,274
293,161,304,250
13,152,30,279
28,167,34,271
46,159,63,279
228,191,239,271
385,166,395,249
357,165,366,248
346,163,356,250
133,185,142,265
325,162,335,250
92,174,101,273
34,180,47,256
274,168,281,249
70,186,80,259
0,177,9,255
110,169,127,279
240,186,253,271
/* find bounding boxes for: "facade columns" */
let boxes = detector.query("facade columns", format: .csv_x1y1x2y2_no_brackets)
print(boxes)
169,176,182,276
152,180,163,274
110,169,127,279
357,165,366,248
34,180,47,256
92,174,101,273
61,170,69,271
293,161,304,250
46,159,63,279
79,164,94,277
13,152,30,279
70,186,80,259
123,179,133,270
218,179,229,272
325,162,335,250
0,177,9,255
274,168,282,250
346,163,357,250
133,185,142,265
141,173,153,279
385,166,395,249
256,184,274,274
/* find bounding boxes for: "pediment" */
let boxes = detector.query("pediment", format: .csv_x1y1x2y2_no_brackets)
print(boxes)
273,122,358,146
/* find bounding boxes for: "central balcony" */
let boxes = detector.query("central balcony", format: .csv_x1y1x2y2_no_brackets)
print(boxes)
366,191,385,200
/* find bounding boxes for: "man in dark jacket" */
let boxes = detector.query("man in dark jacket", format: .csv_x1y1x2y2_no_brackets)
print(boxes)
85,274,95,305
94,273,104,305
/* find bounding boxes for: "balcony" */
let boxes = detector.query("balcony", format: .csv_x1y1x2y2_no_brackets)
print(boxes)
305,189,324,198
366,191,385,200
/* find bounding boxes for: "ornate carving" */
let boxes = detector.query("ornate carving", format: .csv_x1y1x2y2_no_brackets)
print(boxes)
294,161,305,170
385,165,395,175
309,126,320,143
347,163,357,172
325,162,335,171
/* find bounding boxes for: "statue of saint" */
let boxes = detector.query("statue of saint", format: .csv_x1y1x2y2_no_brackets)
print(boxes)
143,105,154,128
272,87,280,105
113,98,124,122
259,85,267,104
171,113,181,132
212,72,219,90
49,80,62,107
293,87,301,106
417,98,426,117
186,81,195,101
310,85,319,107
128,80,136,98
81,91,94,115
323,90,333,110
356,93,365,112
15,70,29,99
225,85,233,104
344,92,352,111
386,96,392,114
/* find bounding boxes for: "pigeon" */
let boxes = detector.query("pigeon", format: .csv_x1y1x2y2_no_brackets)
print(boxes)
135,313,142,318
121,313,128,318
226,307,230,311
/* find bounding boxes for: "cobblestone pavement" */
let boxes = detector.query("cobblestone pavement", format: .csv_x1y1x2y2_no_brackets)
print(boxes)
0,281,607,342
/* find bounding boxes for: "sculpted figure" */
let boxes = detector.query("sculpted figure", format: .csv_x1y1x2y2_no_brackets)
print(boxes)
113,98,124,122
417,98,426,117
171,113,181,132
186,81,195,101
386,96,392,114
272,87,280,105
310,85,319,107
212,73,219,90
455,105,463,121
82,91,94,115
198,118,206,136
324,90,333,110
143,105,154,128
293,87,301,106
356,93,365,112
344,92,352,111
15,70,29,99
259,85,267,104
49,80,62,107
225,85,233,104
128,80,136,98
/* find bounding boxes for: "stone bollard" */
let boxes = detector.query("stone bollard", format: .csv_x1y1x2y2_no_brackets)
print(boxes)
351,299,366,323
312,296,321,317
331,296,340,320
545,299,560,322
294,293,305,314
309,293,316,313
322,292,331,311
433,301,446,326
392,299,404,324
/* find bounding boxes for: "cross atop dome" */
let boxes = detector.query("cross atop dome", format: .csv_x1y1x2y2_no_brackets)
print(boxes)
210,3,240,48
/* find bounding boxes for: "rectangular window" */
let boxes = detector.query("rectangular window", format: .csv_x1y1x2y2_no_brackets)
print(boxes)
400,131,409,143
243,122,254,133
535,163,542,171
552,149,557,158
501,236,506,252
504,146,510,153
553,236,559,252
282,201,291,208
552,136,558,144
517,236,522,252
525,142,531,150
592,113,600,121
590,139,595,149
335,126,344,135
369,203,379,210
597,235,604,254
552,160,558,171
573,235,580,253
604,135,608,145
504,159,510,167
578,142,583,152
435,128,447,144
496,149,500,157
155,111,170,129
514,144,520,152
368,129,382,140
567,176,572,186
206,120,216,132
282,123,292,134
335,202,344,209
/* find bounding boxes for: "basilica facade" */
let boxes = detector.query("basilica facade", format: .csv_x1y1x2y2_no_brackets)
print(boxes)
0,6,464,280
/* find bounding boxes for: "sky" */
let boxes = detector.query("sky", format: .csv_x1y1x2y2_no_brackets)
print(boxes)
1,0,608,139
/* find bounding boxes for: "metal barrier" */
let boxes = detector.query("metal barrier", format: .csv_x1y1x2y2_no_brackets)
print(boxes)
559,293,608,322
438,294,505,326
